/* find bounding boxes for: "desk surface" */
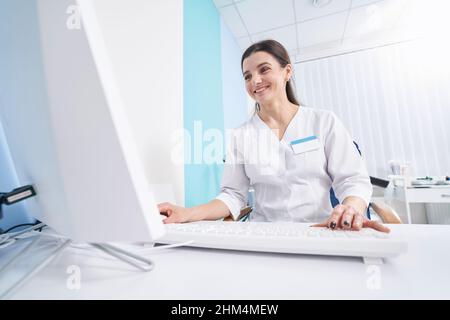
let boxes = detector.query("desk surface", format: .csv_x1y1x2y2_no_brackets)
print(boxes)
2,224,450,299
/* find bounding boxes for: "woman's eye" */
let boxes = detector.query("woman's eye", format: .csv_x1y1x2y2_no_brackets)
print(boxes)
261,67,270,73
244,75,251,81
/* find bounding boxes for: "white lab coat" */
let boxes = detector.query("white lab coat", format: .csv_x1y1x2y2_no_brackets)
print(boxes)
216,106,372,222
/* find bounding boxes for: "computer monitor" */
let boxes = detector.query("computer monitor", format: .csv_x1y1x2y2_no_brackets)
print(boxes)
0,0,165,242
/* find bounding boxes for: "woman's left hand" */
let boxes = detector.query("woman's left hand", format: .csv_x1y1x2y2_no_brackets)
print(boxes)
312,204,390,233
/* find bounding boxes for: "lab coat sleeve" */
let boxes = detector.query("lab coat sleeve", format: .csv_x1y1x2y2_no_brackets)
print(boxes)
215,133,250,220
324,112,372,208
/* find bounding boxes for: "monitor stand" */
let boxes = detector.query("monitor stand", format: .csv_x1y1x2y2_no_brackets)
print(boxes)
0,223,155,299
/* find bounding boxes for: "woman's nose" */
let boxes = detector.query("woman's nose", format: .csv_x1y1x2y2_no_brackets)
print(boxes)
252,75,262,86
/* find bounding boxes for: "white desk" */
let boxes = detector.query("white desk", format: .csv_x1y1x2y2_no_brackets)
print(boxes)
387,176,450,224
2,224,450,299
389,186,450,224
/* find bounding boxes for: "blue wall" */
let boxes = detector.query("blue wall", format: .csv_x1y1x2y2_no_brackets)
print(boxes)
184,0,249,208
184,0,225,207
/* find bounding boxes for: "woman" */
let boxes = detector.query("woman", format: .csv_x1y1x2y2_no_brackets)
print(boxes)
159,40,389,233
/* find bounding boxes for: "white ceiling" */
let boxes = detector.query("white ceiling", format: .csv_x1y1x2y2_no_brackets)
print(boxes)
213,0,417,59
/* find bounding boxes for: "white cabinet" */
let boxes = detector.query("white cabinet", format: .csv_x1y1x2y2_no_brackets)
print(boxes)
386,175,450,224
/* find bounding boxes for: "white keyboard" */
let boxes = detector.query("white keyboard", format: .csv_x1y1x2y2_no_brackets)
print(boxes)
157,221,408,264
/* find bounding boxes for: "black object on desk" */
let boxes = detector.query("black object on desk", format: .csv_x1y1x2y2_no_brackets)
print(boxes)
370,176,390,188
0,185,36,219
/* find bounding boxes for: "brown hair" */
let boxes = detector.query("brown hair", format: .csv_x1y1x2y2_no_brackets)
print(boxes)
241,39,300,110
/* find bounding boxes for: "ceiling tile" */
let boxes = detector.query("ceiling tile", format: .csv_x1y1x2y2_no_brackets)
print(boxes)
213,0,234,8
297,39,341,56
351,0,383,8
236,36,253,51
251,25,298,52
297,11,348,47
219,5,248,38
345,0,408,39
236,0,296,34
294,0,351,22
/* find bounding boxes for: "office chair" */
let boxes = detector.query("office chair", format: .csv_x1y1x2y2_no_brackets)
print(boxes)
369,201,402,224
223,206,252,222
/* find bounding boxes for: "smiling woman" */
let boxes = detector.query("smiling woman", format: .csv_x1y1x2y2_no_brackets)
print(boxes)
241,40,300,114
159,39,390,234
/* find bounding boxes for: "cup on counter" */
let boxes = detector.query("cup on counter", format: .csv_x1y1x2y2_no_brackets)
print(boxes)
388,160,412,187
389,160,401,175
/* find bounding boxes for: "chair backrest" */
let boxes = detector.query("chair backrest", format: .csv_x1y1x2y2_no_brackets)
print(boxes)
369,201,402,224
223,206,252,222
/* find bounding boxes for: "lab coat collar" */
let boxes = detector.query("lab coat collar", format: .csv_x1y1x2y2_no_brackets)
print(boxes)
251,106,302,144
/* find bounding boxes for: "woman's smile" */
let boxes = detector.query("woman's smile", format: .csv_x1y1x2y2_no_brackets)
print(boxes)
254,85,270,95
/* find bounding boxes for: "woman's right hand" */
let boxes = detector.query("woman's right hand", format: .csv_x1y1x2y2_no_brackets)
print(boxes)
157,202,195,224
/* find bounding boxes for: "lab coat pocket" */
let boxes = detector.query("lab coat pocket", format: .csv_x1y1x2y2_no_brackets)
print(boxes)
291,145,326,178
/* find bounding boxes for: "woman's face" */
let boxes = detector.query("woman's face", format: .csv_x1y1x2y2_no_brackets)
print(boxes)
242,51,292,106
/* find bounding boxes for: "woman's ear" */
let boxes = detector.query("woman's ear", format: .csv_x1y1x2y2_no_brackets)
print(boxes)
285,64,293,81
